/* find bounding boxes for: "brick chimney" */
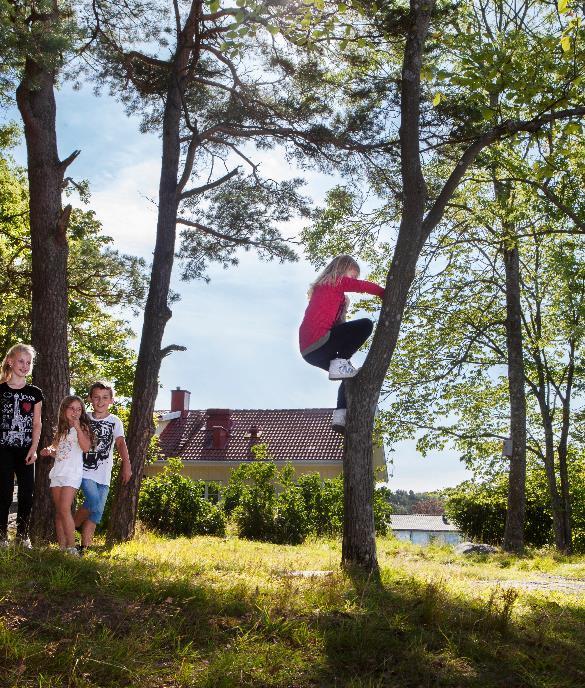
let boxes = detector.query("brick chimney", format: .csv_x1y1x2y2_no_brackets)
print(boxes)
205,409,232,450
171,387,190,417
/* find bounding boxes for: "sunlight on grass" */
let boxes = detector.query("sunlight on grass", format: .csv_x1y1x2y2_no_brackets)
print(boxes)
0,534,584,687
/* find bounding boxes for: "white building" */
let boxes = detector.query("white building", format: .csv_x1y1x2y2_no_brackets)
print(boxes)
390,514,463,546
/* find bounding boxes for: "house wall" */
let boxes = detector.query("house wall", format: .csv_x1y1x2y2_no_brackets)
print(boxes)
144,461,344,484
393,530,463,546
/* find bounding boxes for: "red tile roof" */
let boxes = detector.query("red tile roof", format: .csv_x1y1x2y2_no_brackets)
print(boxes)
156,409,343,463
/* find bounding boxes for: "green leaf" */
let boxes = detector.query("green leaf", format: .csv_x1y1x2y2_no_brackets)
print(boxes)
558,0,569,13
432,92,442,106
267,25,280,35
561,35,571,52
209,0,220,11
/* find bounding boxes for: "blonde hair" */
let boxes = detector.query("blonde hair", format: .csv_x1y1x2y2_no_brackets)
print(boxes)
0,344,36,383
308,255,360,298
53,395,94,448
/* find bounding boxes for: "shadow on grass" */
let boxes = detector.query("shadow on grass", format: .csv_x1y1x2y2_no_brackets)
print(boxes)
0,546,584,687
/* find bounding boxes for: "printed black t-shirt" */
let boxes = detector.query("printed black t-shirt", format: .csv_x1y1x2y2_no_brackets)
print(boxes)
0,382,44,448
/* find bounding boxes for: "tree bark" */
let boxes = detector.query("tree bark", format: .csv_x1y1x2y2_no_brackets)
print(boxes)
502,244,527,552
16,58,74,543
538,400,567,551
106,1,199,542
342,0,434,572
556,343,574,553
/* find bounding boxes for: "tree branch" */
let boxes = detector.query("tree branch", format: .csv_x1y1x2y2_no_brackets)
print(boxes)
178,166,239,200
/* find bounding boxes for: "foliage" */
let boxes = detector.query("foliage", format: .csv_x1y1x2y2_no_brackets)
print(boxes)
382,488,445,515
139,458,226,537
223,461,391,542
445,475,553,547
0,154,147,397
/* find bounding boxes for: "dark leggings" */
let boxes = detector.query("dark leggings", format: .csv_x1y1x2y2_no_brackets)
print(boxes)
303,318,374,409
0,446,35,539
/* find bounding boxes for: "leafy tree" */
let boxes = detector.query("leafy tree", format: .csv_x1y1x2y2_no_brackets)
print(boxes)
93,0,386,544
374,177,585,553
301,0,585,570
0,154,147,396
1,0,84,541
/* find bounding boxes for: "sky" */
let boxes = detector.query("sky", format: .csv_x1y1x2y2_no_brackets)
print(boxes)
4,83,472,493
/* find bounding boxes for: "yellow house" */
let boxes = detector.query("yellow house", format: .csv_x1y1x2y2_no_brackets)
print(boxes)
145,388,387,485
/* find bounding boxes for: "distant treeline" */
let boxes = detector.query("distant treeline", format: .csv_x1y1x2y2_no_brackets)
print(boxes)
381,489,445,515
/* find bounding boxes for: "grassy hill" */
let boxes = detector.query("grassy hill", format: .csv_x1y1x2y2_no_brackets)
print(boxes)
1,534,584,687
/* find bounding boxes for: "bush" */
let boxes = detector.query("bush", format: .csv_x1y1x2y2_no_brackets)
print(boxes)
232,462,277,540
224,461,392,544
444,476,552,546
139,458,225,537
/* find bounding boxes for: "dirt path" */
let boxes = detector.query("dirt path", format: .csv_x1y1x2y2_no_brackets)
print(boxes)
490,574,585,594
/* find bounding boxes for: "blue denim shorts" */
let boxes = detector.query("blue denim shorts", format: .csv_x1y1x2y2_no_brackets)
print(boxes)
81,479,110,524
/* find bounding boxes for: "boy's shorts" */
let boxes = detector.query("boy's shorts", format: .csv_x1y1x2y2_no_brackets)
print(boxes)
80,479,110,524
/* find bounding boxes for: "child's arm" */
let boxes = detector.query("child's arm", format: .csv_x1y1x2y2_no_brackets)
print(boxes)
40,444,56,458
339,276,385,298
25,402,42,465
74,421,92,453
115,436,132,484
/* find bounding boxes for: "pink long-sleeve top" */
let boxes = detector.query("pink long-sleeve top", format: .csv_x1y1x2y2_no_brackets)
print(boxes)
299,276,385,355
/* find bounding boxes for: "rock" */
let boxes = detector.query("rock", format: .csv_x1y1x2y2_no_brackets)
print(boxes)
454,542,498,555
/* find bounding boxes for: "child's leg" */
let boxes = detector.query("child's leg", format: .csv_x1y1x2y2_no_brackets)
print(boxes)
328,319,374,359
51,487,66,548
0,448,15,541
81,519,97,547
74,506,90,529
56,487,78,548
13,449,34,539
78,480,108,548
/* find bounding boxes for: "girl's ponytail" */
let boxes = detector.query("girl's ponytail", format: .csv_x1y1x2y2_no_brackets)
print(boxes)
0,344,36,383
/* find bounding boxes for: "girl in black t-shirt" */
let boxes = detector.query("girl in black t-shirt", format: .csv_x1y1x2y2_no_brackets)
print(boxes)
0,344,43,546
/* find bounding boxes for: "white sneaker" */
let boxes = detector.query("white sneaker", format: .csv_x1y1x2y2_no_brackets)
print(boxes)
16,537,32,549
65,546,80,557
328,358,358,380
332,409,346,434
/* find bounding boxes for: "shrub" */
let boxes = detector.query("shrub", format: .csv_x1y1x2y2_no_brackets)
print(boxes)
231,462,277,540
224,462,392,543
139,458,225,536
444,476,552,546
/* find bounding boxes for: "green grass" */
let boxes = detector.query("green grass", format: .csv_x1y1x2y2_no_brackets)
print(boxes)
1,534,585,687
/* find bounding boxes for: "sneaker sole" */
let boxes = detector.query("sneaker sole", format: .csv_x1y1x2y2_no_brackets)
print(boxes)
328,372,358,380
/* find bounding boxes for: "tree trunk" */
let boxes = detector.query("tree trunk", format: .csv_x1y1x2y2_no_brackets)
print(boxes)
557,348,574,553
502,244,527,552
16,59,74,543
107,75,183,544
539,405,567,551
341,0,433,572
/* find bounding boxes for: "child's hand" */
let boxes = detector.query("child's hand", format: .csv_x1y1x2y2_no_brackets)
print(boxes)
120,460,132,485
40,446,53,458
25,450,37,464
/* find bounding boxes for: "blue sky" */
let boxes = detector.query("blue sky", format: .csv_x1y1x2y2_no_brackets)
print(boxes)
5,83,472,492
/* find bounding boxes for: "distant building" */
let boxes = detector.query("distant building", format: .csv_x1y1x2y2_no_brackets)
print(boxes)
147,387,388,487
390,514,463,545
